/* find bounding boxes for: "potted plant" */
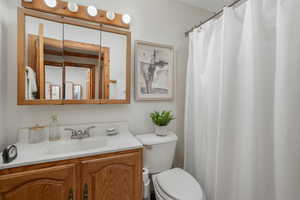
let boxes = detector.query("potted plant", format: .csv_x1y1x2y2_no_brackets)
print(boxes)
150,111,175,136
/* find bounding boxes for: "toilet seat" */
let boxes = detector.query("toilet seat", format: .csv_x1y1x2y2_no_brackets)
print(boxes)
153,168,204,200
153,174,176,200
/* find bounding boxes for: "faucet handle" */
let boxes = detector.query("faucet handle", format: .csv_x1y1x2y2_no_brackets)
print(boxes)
85,126,96,130
65,128,81,139
86,126,96,129
64,128,77,136
83,126,96,136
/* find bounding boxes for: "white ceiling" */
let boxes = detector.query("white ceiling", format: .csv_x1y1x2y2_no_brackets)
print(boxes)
175,0,235,11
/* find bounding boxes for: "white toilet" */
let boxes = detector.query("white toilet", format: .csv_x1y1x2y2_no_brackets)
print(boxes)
136,132,204,200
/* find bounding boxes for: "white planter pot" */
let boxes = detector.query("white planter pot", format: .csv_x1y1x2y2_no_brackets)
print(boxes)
154,125,169,136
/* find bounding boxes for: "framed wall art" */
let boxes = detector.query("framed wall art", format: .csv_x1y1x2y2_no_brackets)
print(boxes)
135,41,174,101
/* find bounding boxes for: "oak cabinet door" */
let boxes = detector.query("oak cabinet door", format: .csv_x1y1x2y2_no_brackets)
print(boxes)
81,151,142,200
0,164,76,200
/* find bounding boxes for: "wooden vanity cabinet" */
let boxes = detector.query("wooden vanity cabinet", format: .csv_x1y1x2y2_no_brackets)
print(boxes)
0,149,143,200
81,152,141,200
0,164,76,200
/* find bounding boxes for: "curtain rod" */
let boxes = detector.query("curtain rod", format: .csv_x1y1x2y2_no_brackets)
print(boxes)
185,0,244,37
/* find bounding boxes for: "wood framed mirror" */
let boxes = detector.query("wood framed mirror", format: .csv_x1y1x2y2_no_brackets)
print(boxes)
18,8,131,105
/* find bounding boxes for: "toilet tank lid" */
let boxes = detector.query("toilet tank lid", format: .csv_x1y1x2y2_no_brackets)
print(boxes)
135,132,178,145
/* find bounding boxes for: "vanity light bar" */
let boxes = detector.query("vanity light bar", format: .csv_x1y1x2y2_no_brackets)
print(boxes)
106,11,116,21
44,0,57,8
87,5,98,17
67,2,79,13
122,14,131,25
22,0,131,29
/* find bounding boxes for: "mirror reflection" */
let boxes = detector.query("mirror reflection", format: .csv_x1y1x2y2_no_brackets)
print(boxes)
23,14,130,104
45,66,63,100
63,24,102,100
65,67,90,100
25,16,63,100
101,31,127,100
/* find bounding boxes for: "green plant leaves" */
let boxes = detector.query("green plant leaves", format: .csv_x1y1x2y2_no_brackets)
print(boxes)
150,111,175,126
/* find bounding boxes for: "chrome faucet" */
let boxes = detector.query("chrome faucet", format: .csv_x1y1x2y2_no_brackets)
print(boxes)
64,126,96,140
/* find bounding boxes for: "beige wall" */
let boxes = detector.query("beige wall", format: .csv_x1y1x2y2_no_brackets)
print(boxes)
1,0,210,165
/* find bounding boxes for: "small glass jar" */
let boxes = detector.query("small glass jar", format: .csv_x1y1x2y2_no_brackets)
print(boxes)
28,125,47,144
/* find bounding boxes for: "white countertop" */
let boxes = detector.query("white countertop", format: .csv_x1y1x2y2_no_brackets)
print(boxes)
0,131,143,170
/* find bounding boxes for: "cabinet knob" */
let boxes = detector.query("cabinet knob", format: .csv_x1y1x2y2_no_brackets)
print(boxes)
69,188,74,200
83,184,88,200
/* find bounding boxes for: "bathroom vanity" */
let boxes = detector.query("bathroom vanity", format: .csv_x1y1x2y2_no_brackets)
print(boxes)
0,125,143,200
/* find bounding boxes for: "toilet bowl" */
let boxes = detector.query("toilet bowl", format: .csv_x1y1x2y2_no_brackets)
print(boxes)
136,133,204,200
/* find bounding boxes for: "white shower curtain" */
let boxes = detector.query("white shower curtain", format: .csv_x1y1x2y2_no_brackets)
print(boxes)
184,0,300,200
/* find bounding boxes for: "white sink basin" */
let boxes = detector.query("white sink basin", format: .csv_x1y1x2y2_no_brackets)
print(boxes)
46,138,107,155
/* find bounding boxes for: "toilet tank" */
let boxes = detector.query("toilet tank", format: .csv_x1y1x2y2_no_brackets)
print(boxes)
136,132,178,174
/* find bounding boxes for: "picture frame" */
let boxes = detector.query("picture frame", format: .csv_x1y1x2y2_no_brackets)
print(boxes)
50,84,61,100
135,41,174,101
72,84,82,100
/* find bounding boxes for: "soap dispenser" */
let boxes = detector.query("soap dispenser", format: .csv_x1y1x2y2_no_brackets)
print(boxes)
49,114,61,141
